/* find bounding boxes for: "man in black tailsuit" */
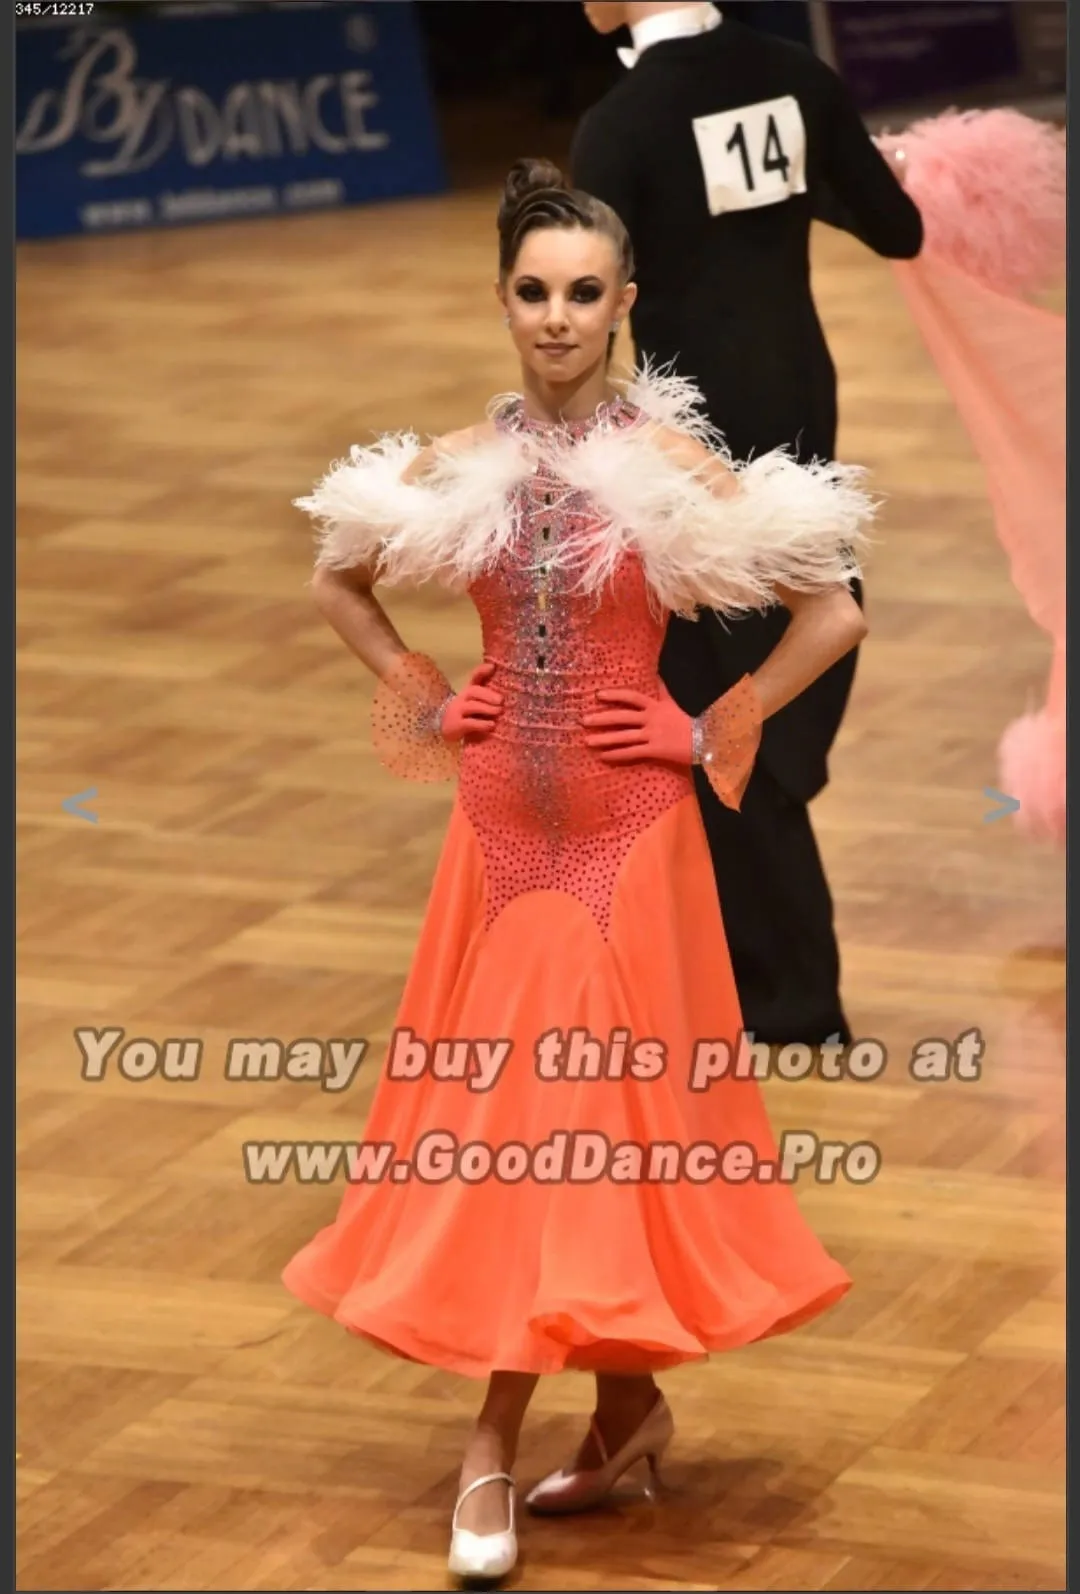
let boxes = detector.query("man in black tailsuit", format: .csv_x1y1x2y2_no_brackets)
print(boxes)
572,1,923,1045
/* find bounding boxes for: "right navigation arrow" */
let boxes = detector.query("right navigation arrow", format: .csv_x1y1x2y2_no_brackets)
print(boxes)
983,787,1021,824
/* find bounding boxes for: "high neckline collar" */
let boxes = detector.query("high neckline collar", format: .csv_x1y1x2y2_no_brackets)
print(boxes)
494,393,639,440
618,3,722,69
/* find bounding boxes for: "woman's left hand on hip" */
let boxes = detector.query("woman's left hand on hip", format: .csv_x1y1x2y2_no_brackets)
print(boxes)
581,682,692,766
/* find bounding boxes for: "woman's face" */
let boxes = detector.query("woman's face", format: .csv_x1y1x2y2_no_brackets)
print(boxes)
499,226,636,388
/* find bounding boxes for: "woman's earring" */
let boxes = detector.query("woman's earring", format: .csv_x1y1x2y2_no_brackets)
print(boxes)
611,321,621,333
504,315,511,327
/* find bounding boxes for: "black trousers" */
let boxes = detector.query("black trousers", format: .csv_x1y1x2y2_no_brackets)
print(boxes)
688,759,850,1045
639,356,857,1043
660,604,858,1047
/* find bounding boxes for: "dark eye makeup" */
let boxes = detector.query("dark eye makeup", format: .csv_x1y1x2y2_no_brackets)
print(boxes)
514,276,606,304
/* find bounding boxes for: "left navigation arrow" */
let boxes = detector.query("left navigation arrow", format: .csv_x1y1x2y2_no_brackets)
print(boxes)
62,787,98,824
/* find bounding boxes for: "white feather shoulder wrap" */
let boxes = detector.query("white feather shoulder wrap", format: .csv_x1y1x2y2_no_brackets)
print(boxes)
296,365,875,618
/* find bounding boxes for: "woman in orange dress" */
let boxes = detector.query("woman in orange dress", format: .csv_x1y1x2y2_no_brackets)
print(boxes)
285,158,871,1585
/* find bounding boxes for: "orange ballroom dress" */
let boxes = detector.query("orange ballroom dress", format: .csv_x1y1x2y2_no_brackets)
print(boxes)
282,368,872,1378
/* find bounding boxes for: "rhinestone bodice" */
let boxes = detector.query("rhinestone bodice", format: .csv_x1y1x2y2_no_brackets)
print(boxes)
458,396,693,939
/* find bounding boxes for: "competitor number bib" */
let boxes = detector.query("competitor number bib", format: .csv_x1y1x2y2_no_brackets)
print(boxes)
692,95,808,217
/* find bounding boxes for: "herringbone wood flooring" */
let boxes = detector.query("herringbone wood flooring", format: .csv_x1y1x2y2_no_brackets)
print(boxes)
17,190,1064,1591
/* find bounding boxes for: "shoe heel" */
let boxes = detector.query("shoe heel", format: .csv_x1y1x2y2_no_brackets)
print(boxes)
643,1438,671,1498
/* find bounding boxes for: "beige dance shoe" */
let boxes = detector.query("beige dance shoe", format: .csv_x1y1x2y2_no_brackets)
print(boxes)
525,1395,675,1515
448,1471,518,1585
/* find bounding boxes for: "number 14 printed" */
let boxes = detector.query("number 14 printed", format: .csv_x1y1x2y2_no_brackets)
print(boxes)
692,95,808,217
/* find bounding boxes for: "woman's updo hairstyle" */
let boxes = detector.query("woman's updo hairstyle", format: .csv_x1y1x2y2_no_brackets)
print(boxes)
497,157,634,284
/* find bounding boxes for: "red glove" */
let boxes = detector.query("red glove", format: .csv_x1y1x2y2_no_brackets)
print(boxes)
441,661,503,742
582,675,763,811
581,681,692,767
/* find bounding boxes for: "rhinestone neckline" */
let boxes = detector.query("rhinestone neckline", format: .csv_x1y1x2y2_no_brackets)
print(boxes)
494,393,640,441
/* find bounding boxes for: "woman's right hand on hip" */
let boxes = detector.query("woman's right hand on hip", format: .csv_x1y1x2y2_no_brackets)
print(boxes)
441,662,504,741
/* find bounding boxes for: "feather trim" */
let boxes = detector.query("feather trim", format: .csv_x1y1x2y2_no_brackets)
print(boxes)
879,109,1065,299
549,400,874,617
998,706,1065,846
618,357,727,448
297,365,875,613
296,429,533,588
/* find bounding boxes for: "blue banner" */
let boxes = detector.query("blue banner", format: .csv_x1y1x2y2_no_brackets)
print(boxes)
16,2,447,240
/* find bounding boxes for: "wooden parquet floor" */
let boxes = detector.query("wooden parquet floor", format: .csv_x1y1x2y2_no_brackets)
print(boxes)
17,191,1065,1591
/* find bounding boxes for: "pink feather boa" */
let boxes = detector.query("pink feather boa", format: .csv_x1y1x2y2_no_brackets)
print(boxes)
999,708,1066,846
882,111,1065,847
997,643,1066,847
878,108,1065,297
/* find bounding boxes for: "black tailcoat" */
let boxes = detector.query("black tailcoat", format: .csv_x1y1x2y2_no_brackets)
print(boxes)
571,21,922,1040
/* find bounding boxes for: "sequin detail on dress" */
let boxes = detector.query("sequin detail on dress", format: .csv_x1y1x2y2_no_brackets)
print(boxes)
693,675,763,810
460,398,692,940
371,651,460,783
